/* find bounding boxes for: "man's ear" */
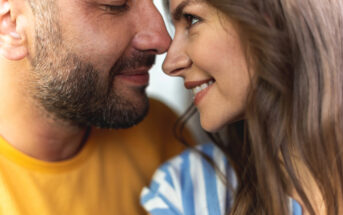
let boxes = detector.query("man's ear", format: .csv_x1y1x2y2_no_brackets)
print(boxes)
0,0,27,61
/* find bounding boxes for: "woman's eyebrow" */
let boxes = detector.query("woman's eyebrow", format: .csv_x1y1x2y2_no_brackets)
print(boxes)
171,0,198,20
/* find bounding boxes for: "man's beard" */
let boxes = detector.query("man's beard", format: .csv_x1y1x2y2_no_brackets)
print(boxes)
28,7,155,129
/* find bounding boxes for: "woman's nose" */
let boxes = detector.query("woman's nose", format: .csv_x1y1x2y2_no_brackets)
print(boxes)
162,33,191,77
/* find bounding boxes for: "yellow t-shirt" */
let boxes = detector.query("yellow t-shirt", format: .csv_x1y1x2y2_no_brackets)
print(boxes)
0,99,191,215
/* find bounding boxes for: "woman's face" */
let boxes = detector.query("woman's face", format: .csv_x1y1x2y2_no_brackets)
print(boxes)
163,0,253,132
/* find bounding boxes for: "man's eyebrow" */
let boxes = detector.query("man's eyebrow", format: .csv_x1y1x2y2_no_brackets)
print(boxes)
171,0,197,21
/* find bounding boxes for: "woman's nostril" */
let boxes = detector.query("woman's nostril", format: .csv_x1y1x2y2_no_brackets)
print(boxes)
162,41,191,76
170,68,185,76
163,57,191,77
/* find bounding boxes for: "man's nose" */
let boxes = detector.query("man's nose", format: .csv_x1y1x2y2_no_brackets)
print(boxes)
162,31,191,77
132,1,171,54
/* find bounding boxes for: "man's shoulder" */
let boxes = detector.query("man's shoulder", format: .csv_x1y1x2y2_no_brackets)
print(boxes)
144,98,179,126
89,98,190,181
90,98,186,152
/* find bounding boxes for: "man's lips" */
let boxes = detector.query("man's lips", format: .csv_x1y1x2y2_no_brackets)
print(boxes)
184,78,214,89
116,67,151,76
115,67,151,86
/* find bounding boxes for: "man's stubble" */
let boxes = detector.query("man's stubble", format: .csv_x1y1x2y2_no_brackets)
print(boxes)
27,1,154,129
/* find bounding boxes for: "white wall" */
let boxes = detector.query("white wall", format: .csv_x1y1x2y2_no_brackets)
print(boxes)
146,53,190,115
147,0,187,115
146,0,209,144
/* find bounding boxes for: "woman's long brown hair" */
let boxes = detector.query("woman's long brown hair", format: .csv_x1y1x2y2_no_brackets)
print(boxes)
167,0,343,214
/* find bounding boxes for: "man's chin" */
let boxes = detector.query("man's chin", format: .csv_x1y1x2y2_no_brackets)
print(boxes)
85,96,150,129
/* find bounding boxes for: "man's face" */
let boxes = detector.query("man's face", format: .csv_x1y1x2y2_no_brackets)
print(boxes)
26,0,170,128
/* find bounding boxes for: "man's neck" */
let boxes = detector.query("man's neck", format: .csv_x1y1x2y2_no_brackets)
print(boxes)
0,59,90,162
0,108,90,162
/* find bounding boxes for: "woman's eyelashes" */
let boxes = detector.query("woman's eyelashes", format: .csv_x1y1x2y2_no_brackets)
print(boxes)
183,13,201,29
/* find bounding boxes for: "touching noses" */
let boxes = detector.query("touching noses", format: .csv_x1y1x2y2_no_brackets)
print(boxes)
162,31,191,77
132,2,171,54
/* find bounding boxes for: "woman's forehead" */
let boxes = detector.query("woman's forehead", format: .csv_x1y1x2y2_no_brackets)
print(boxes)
168,0,203,11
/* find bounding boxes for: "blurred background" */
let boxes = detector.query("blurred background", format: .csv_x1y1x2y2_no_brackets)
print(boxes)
146,0,209,145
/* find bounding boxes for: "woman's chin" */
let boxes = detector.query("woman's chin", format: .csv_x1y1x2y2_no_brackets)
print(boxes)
200,120,225,133
200,112,244,133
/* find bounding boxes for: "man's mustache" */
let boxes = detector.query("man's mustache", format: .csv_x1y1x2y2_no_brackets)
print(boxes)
111,52,156,75
106,52,156,91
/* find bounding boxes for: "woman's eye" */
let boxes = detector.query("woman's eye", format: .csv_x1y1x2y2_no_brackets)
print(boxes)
183,13,201,28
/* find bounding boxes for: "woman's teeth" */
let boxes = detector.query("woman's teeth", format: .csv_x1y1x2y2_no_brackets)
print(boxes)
192,80,214,95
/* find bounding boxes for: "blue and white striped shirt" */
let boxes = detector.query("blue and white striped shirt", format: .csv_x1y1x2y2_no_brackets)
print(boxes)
140,143,303,215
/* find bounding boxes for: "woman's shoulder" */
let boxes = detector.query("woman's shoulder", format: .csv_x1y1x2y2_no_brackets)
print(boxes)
140,143,234,215
140,143,303,215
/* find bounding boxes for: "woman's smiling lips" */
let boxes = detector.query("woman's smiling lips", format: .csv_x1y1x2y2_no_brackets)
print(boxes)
184,78,215,105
